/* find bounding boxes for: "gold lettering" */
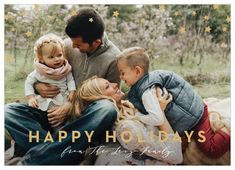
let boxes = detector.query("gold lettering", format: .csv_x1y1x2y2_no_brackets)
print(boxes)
85,131,94,143
172,132,181,142
59,131,67,142
184,131,194,142
72,131,81,142
137,131,145,143
44,131,54,142
121,130,133,143
149,131,154,142
106,131,116,142
29,131,39,143
158,131,168,142
198,131,206,143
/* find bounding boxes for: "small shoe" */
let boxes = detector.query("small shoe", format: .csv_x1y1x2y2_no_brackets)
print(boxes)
209,112,224,132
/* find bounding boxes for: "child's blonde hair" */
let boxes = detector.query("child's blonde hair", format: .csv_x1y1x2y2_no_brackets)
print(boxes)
116,47,150,73
34,33,66,61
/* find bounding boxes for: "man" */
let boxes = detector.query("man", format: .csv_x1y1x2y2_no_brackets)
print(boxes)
34,7,120,127
5,7,120,165
65,7,120,87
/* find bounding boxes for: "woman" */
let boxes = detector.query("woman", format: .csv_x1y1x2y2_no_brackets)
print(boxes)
74,76,230,165
5,76,181,165
5,76,230,165
73,76,183,165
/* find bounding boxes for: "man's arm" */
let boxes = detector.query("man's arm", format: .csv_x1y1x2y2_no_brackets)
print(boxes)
34,82,60,98
105,60,121,85
47,102,73,127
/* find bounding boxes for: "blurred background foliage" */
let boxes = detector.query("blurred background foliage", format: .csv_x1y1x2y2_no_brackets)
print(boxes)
4,4,230,103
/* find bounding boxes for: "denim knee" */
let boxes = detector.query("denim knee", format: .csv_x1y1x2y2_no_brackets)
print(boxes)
5,103,18,120
94,99,117,121
5,103,28,112
5,103,27,120
5,102,25,109
97,99,117,120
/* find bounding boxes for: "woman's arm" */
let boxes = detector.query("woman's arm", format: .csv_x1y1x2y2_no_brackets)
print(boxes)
116,119,183,164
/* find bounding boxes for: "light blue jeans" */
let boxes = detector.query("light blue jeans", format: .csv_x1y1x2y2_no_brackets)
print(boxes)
5,99,117,165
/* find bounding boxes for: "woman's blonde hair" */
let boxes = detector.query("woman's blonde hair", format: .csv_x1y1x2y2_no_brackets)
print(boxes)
115,100,137,124
72,76,116,117
72,76,137,123
34,33,66,61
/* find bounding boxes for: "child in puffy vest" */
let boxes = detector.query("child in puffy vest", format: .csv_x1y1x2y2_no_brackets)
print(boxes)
116,47,230,159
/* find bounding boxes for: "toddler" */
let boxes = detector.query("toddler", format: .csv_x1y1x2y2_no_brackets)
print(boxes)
25,33,76,113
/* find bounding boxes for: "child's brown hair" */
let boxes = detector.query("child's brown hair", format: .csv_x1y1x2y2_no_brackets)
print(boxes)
116,47,149,73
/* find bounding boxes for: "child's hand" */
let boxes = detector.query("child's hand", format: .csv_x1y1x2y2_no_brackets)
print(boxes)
28,95,39,108
156,87,172,111
67,90,76,102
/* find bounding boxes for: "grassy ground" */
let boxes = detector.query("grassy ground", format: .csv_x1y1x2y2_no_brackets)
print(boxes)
5,49,34,103
150,52,230,99
121,51,230,99
4,49,230,103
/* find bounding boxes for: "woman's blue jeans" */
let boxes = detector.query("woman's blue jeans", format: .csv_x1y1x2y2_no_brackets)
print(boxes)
5,99,117,165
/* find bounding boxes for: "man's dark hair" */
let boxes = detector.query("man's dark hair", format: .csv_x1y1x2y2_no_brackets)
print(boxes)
65,7,105,45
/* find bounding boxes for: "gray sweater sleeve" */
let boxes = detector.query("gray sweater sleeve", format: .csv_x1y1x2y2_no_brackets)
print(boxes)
105,59,120,85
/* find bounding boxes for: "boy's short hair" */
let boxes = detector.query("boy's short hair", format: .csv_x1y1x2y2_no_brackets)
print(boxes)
34,33,65,60
117,47,149,73
65,7,105,45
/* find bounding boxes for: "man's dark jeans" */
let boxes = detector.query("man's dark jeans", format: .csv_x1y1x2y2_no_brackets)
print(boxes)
5,99,117,165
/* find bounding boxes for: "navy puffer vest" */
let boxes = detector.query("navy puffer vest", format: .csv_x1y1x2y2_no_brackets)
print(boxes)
128,70,204,134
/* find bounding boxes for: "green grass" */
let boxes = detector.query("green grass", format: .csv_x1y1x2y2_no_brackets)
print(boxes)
194,83,230,99
5,49,230,104
5,78,26,103
149,51,230,99
121,52,230,99
151,52,230,80
5,49,34,103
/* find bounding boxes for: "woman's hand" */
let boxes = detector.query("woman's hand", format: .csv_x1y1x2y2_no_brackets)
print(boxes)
47,102,72,127
156,87,172,111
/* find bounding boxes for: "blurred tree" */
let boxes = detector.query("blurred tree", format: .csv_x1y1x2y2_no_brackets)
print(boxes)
5,5,70,66
165,5,230,67
4,4,230,73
